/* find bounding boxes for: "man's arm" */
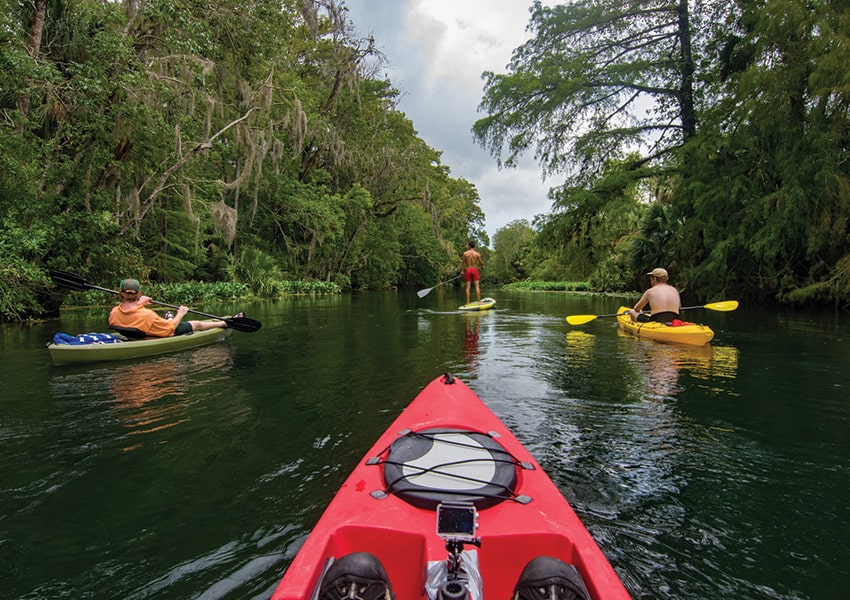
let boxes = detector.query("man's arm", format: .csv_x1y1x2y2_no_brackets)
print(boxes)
633,291,650,312
629,290,651,320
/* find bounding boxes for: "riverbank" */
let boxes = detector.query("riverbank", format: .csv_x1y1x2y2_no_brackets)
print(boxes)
61,279,342,308
500,280,591,292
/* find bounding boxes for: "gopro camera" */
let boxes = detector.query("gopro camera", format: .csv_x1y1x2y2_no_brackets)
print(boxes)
436,502,478,542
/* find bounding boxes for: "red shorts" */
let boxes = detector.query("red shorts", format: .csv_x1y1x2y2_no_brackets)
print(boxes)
464,267,480,282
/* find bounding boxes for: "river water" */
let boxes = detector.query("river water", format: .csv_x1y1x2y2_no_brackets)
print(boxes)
1,289,848,599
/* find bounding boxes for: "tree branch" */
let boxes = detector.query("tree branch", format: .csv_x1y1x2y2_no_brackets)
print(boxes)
120,109,256,234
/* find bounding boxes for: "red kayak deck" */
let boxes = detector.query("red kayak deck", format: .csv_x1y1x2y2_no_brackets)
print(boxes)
271,374,630,600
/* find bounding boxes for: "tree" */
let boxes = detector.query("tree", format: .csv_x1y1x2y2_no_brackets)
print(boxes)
677,0,850,303
473,0,699,185
536,158,646,285
470,0,711,294
1,0,490,320
491,220,536,283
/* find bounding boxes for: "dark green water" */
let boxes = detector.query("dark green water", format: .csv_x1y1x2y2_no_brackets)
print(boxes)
2,290,848,599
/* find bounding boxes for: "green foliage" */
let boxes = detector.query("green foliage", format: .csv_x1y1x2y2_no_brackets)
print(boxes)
351,216,402,290
0,247,50,320
475,0,850,307
232,246,284,298
151,281,253,304
280,280,342,295
8,0,850,317
142,198,207,282
534,160,645,287
779,255,850,309
501,281,590,292
431,177,488,254
588,237,634,293
391,202,453,287
62,281,252,308
491,220,536,283
1,0,488,320
527,256,573,283
670,0,850,302
61,277,340,305
473,0,699,182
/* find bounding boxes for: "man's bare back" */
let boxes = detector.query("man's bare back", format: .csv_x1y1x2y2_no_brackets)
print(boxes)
462,242,484,304
462,248,483,270
638,284,680,314
629,267,681,322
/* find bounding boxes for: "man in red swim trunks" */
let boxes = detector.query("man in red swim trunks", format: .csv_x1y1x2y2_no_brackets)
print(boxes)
461,241,484,305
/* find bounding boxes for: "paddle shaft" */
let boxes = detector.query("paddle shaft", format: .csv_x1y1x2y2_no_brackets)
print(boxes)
417,274,462,298
87,282,227,320
566,300,738,325
49,269,261,332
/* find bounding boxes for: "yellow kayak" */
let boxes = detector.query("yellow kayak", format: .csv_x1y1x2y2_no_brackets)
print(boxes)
615,306,714,346
459,297,496,311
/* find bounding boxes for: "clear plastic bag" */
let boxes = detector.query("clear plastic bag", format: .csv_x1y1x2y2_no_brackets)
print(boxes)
424,549,483,600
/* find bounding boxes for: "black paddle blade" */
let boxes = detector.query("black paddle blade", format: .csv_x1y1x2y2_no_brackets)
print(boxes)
49,269,93,292
224,316,262,333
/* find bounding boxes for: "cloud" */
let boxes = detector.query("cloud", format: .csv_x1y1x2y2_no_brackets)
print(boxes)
345,0,554,240
406,0,530,93
476,164,550,230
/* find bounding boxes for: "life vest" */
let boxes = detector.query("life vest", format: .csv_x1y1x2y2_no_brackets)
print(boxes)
52,332,123,345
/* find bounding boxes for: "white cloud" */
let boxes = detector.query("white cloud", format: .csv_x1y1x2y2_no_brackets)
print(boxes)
405,1,531,92
477,165,550,230
345,0,554,240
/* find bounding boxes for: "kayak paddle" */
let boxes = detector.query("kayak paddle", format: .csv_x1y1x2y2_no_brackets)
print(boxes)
566,300,739,326
49,269,262,333
417,274,462,298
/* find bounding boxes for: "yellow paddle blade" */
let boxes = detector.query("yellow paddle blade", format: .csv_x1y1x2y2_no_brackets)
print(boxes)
566,314,598,325
566,301,736,326
704,300,739,312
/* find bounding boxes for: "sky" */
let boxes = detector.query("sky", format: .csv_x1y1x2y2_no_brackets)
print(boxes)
343,0,554,241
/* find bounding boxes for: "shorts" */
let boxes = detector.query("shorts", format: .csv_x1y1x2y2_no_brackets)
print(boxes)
174,322,194,335
637,311,679,323
464,267,480,282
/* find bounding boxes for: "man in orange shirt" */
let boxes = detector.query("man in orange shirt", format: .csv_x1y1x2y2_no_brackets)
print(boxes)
108,278,231,337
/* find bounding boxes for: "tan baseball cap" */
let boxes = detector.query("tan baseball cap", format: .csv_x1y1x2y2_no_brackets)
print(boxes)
647,268,668,279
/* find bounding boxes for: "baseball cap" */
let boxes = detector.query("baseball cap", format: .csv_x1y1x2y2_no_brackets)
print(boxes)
120,278,141,292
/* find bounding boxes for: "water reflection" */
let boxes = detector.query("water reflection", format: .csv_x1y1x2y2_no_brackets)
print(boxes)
565,330,597,369
110,359,191,449
614,332,740,399
50,344,235,451
464,314,481,367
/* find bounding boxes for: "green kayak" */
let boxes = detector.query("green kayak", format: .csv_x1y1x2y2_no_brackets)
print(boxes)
47,327,231,365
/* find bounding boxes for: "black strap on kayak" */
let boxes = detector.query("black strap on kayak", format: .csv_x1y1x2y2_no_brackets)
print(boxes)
367,428,534,509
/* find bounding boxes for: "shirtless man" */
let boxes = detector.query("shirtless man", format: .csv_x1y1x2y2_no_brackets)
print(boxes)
461,241,485,305
628,268,681,323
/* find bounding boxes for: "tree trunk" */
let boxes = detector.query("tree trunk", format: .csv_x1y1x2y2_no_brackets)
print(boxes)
18,0,48,119
29,0,47,59
677,0,696,140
